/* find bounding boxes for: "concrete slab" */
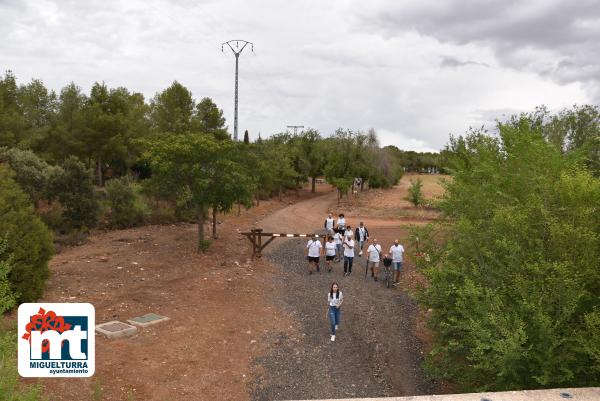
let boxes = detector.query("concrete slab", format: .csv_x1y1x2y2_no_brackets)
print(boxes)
287,387,600,401
95,320,138,339
127,313,170,328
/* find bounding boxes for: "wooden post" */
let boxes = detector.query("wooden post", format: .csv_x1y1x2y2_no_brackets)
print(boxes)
256,228,263,258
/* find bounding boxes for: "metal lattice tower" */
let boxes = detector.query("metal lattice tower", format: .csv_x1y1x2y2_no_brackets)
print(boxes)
222,40,254,141
287,125,304,135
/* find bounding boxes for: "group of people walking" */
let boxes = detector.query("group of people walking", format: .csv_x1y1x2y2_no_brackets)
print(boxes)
308,213,406,284
310,213,407,342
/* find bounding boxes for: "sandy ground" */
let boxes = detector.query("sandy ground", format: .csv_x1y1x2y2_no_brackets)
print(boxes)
8,174,447,401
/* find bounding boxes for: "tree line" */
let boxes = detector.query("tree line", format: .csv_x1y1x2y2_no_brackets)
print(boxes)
0,70,439,304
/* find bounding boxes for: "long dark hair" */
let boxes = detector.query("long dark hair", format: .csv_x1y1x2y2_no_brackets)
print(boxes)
330,282,340,299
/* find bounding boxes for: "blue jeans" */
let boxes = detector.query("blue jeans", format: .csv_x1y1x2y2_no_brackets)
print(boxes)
393,261,403,271
328,306,341,335
344,256,354,273
336,244,343,260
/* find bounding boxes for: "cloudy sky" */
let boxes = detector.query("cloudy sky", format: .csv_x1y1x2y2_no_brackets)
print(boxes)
1,0,598,151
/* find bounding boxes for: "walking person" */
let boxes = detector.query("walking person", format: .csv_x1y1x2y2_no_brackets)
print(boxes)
324,213,335,235
367,238,382,281
306,235,322,275
390,239,405,286
342,232,355,276
327,282,343,341
337,213,346,232
333,229,343,262
324,236,336,272
355,222,369,256
344,225,353,239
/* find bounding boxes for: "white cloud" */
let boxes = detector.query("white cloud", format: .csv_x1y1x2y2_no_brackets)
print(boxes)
0,0,595,151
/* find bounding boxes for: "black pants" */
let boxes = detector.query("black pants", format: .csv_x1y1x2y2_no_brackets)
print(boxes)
344,256,354,273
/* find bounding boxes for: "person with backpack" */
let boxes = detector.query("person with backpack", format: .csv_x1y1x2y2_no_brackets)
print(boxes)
324,236,337,272
324,213,335,235
389,239,405,286
326,282,343,341
306,235,322,275
367,238,382,281
342,232,355,276
355,222,369,256
333,229,343,262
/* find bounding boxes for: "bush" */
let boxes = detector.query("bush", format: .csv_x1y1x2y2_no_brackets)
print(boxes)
51,156,99,229
105,177,148,228
408,178,424,206
0,147,62,205
0,326,45,400
0,236,17,314
0,165,53,303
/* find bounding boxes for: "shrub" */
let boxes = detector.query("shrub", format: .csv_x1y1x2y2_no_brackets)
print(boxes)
408,178,424,206
0,237,16,314
51,156,99,229
0,326,45,400
105,177,148,228
0,147,62,205
0,165,53,302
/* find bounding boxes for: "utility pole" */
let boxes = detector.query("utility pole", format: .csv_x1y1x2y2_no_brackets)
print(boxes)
287,125,304,135
222,39,254,141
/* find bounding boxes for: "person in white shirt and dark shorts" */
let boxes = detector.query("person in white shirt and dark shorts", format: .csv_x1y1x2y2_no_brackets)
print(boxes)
324,236,337,272
306,235,322,275
390,239,405,286
367,238,382,281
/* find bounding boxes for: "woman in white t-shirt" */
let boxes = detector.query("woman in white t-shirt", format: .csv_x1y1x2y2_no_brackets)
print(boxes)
324,236,337,273
333,230,343,262
337,214,346,232
306,235,322,275
326,282,344,341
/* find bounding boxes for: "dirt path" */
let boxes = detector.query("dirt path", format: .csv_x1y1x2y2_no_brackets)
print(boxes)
249,177,440,399
250,241,434,400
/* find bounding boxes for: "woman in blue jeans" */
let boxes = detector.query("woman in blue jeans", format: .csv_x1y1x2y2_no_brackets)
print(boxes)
327,282,344,341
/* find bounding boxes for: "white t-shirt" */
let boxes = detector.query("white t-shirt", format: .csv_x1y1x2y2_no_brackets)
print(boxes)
343,238,355,257
390,244,405,262
307,240,322,257
325,241,337,256
325,217,334,230
367,244,382,262
357,227,367,241
337,217,346,227
328,291,343,307
333,232,342,245
344,228,353,238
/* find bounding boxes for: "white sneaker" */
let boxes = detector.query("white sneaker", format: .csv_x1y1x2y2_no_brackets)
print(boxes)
335,325,339,331
331,335,335,341
359,251,363,256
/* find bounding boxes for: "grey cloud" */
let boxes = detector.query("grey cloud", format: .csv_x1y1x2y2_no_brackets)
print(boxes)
440,56,489,68
364,0,600,98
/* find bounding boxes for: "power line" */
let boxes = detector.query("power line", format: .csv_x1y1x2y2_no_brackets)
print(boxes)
287,125,304,135
221,39,254,141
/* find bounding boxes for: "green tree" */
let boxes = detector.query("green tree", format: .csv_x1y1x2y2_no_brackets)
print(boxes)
143,134,253,251
0,71,26,147
150,81,195,135
105,177,148,228
194,97,229,140
0,165,53,302
408,178,424,206
52,156,99,230
297,129,325,193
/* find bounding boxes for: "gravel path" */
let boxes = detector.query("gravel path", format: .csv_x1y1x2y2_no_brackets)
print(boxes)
249,238,436,401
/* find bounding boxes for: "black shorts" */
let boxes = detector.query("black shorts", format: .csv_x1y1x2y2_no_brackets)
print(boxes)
308,256,320,263
326,255,335,261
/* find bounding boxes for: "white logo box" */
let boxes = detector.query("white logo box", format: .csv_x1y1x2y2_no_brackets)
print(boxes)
18,303,95,378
